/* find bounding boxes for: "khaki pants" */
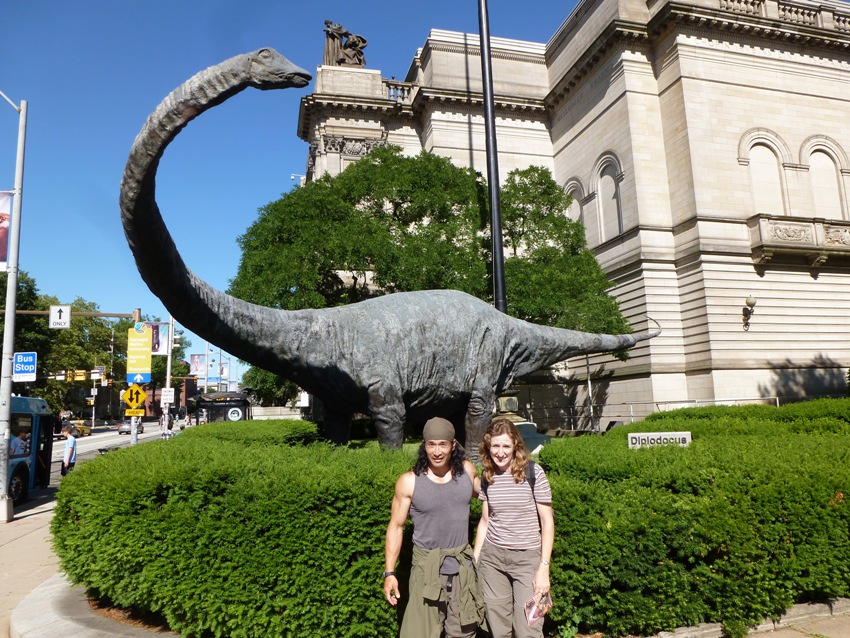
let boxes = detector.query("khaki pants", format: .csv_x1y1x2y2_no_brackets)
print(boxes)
478,542,542,638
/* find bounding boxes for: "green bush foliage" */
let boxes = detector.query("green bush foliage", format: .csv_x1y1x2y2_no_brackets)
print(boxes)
52,420,414,637
53,402,850,637
539,398,850,637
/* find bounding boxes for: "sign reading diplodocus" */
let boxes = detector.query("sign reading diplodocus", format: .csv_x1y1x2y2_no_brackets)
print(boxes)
628,431,692,449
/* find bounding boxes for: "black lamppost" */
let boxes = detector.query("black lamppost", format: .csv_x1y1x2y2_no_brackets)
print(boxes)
477,0,508,313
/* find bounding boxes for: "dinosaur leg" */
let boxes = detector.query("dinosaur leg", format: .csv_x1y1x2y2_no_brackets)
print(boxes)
464,390,496,463
323,408,353,445
368,386,406,449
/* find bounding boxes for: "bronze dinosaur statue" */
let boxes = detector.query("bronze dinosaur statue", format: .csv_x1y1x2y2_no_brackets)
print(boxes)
119,48,660,450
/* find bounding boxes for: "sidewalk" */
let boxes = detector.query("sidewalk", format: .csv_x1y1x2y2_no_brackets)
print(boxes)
0,489,59,638
3,487,850,638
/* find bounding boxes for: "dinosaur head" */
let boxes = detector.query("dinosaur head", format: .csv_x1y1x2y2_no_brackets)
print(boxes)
248,48,312,90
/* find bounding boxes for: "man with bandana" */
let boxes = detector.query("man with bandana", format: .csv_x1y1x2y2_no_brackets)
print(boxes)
384,417,486,638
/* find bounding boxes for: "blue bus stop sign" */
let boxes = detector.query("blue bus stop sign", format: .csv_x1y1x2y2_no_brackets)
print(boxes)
12,352,37,382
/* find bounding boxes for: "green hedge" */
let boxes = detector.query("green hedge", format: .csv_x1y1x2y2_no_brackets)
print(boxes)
539,398,850,637
53,402,850,637
52,420,414,637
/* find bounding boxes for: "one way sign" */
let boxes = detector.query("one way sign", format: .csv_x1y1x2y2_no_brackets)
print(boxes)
49,305,71,329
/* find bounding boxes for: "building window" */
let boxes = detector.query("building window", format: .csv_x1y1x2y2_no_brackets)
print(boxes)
597,159,623,242
749,143,785,216
564,180,584,224
809,150,843,220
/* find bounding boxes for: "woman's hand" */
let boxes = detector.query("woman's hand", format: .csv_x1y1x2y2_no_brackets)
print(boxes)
532,562,550,597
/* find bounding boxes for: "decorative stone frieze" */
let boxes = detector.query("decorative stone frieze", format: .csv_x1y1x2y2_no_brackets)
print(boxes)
748,214,850,265
322,134,387,156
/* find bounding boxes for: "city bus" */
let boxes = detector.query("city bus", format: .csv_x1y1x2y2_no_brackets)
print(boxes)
7,396,55,505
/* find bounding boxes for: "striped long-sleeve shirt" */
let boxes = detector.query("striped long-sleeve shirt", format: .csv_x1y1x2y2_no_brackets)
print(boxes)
479,463,551,550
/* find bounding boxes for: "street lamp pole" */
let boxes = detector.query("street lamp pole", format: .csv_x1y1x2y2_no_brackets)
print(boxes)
0,90,27,524
477,0,508,314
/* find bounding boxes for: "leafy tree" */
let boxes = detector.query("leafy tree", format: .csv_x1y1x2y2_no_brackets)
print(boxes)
230,147,630,395
241,367,298,406
500,166,630,335
0,271,52,367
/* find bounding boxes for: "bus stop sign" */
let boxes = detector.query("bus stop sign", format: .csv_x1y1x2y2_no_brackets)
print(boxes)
12,352,37,382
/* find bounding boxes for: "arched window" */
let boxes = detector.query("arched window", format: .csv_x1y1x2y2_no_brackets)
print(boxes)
749,144,785,216
597,158,623,242
564,179,584,223
801,136,848,221
809,150,843,219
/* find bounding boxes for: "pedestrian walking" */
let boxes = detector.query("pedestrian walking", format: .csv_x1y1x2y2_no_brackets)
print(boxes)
60,424,77,476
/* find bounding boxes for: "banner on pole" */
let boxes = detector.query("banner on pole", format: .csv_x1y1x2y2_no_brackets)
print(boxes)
147,321,170,356
0,191,11,272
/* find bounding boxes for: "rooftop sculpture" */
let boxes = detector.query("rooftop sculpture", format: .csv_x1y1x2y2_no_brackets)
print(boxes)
323,20,367,67
119,48,660,450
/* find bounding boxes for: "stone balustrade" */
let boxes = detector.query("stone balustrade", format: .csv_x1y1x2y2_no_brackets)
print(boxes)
383,80,415,104
718,0,850,31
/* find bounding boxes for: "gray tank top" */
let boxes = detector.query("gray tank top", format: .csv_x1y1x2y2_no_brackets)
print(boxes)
410,470,472,573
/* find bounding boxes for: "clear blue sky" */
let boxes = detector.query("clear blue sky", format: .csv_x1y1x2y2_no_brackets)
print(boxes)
0,0,574,380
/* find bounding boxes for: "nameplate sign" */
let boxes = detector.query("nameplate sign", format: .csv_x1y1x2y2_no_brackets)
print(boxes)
628,431,692,449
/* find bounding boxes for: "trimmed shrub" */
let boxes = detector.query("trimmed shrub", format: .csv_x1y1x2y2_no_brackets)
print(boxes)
53,402,850,637
539,398,850,637
52,420,414,637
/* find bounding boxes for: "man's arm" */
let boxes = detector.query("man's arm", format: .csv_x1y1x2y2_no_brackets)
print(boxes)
384,471,414,605
463,460,479,498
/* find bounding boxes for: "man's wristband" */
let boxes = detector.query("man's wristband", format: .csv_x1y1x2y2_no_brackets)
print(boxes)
540,560,550,566
382,570,395,579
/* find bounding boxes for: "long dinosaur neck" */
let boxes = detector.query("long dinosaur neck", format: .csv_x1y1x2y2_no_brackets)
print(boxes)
118,52,300,369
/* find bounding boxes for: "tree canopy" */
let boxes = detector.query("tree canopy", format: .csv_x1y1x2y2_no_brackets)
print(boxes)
0,271,189,415
229,147,630,394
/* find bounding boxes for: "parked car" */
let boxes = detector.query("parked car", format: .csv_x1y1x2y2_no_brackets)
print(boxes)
117,420,144,435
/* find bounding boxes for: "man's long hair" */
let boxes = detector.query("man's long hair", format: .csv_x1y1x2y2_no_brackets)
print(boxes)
479,418,529,484
413,441,467,477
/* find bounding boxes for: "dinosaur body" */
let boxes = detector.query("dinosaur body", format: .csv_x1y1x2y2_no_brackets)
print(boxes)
119,48,659,449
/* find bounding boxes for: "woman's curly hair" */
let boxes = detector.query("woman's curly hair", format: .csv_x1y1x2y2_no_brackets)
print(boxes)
479,418,529,484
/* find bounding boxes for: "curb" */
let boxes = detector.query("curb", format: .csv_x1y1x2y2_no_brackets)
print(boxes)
10,574,169,637
657,599,850,638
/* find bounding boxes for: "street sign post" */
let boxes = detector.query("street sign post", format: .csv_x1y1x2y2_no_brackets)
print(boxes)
12,352,37,382
49,305,71,329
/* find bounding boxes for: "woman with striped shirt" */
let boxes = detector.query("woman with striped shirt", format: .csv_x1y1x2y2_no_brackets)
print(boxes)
473,418,555,638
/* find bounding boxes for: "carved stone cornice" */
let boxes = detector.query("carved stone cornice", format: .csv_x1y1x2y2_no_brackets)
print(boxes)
545,21,651,110
298,94,406,142
411,87,548,120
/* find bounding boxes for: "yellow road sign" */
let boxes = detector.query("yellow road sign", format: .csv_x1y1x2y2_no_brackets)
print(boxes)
121,383,147,409
125,408,145,417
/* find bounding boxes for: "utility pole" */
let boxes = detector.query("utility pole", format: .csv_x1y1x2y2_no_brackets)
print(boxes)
0,89,26,524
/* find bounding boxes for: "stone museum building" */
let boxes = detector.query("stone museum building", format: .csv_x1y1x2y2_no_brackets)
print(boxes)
297,0,850,430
